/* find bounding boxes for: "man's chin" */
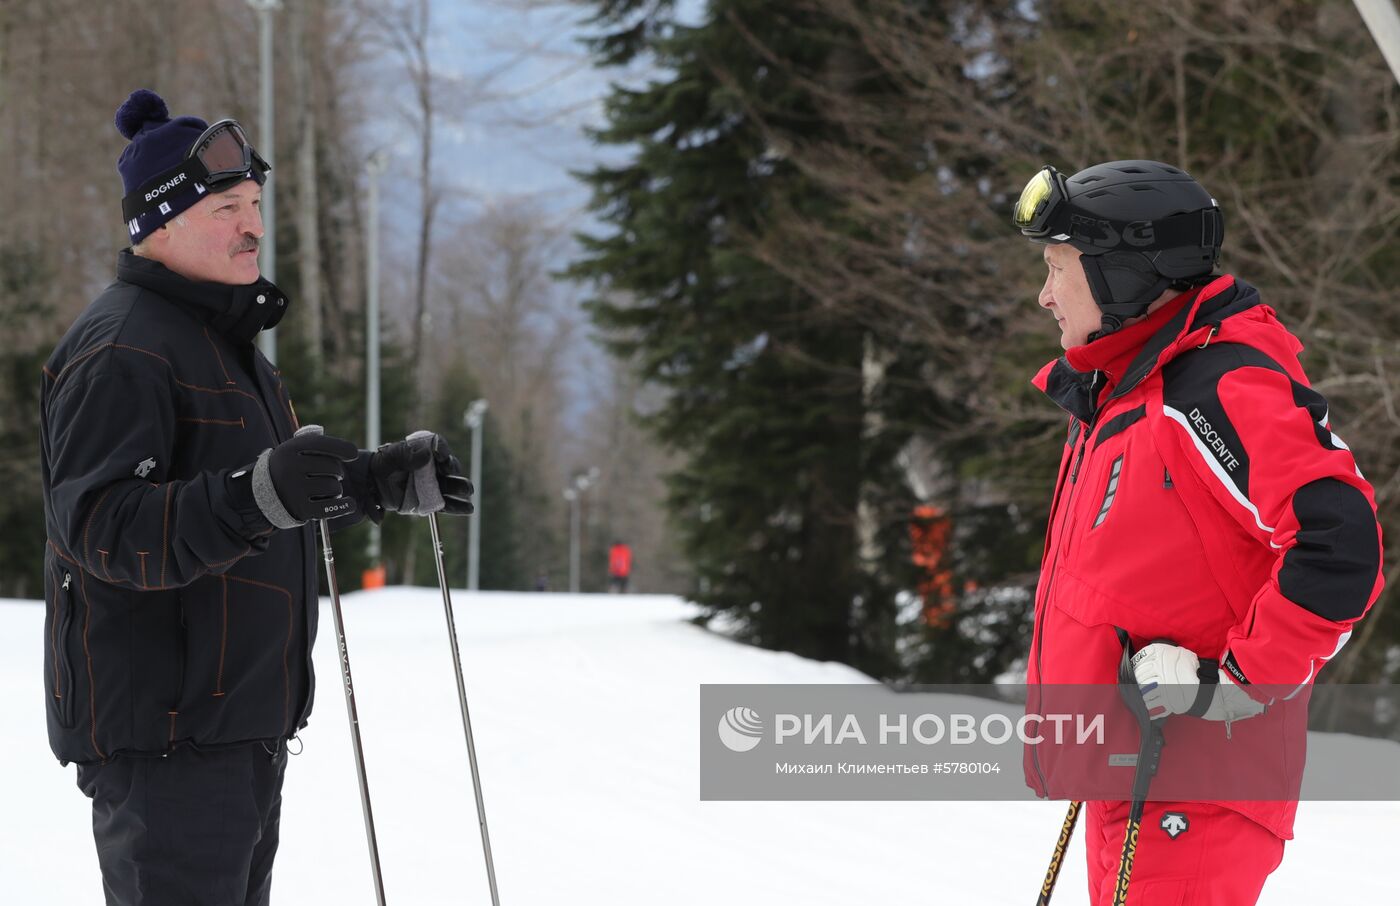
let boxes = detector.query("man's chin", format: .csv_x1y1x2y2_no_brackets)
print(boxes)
1058,326,1090,350
230,256,262,284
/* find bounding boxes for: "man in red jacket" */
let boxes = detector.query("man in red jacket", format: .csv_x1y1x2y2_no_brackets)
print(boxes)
1013,160,1383,904
608,541,633,593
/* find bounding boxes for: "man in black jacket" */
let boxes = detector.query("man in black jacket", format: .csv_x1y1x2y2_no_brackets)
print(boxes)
40,89,473,906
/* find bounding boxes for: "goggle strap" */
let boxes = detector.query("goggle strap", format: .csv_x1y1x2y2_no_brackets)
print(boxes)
121,157,213,222
1201,208,1221,249
1149,208,1220,250
121,158,270,223
1071,208,1220,253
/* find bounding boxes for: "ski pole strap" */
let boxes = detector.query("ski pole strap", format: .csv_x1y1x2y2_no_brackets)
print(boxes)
1114,627,1167,788
1186,658,1220,717
1114,627,1137,689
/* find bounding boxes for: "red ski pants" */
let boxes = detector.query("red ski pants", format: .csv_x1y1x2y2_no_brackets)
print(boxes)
1085,800,1284,905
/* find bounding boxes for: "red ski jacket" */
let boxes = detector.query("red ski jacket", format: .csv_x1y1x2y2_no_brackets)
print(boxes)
1024,275,1383,838
609,544,633,578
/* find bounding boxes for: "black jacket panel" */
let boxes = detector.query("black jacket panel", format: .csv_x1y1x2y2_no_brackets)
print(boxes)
40,251,319,764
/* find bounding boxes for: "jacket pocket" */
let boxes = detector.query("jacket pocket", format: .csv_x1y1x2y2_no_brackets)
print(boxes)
50,568,78,729
175,593,188,705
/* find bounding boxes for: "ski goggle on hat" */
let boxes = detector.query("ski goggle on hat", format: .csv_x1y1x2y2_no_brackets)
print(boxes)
1012,165,1070,240
121,118,270,225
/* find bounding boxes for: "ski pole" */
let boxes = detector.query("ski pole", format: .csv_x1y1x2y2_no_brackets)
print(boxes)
427,511,502,906
1035,799,1082,905
1111,629,1167,906
320,519,388,906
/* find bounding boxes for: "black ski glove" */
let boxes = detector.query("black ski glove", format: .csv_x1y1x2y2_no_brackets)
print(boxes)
369,431,475,516
248,425,360,528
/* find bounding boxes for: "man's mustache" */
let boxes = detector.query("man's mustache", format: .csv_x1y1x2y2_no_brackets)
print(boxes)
231,236,260,256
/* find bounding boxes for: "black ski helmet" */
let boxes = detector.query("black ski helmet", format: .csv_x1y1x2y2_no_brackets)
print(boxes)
1013,160,1224,337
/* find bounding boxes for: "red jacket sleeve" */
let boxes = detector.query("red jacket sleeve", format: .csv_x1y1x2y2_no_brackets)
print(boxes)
1161,354,1383,698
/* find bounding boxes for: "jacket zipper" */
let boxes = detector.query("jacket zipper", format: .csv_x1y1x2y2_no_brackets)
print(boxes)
248,352,315,734
55,571,77,728
1070,435,1088,482
1031,372,1101,795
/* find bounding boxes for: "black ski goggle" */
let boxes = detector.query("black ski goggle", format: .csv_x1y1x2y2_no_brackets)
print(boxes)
189,119,269,188
122,118,270,223
1012,165,1070,239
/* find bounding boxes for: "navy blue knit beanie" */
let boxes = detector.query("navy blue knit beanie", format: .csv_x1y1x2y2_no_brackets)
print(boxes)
116,89,211,243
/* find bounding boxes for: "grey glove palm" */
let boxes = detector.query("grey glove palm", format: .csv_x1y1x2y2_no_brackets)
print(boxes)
370,431,474,516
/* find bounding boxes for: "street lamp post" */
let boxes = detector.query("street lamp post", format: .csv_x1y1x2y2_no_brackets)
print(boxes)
563,487,580,594
564,468,600,594
247,0,281,364
464,399,488,591
365,149,389,567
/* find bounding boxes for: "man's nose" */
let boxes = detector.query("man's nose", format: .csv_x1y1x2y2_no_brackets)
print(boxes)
1038,279,1055,309
243,204,266,239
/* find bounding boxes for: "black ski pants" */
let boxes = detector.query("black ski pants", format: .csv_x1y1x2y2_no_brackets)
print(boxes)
76,742,289,906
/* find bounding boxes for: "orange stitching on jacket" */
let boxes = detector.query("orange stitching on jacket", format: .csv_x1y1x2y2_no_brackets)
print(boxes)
203,326,236,386
77,570,107,761
97,550,112,583
226,575,294,729
174,380,258,398
167,711,178,744
50,342,276,438
48,540,80,566
160,484,172,589
50,342,129,390
82,487,114,573
137,551,148,589
50,342,176,396
206,548,250,570
225,575,293,598
173,381,275,435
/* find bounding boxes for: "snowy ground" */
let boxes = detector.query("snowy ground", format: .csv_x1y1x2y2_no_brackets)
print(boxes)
2,589,1396,904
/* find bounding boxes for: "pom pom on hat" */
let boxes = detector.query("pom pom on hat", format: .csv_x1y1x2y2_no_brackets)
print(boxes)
115,89,170,140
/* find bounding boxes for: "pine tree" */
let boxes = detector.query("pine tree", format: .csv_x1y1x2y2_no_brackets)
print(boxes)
572,0,929,674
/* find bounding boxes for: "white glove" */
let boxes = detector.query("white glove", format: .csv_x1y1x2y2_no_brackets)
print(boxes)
1130,642,1266,724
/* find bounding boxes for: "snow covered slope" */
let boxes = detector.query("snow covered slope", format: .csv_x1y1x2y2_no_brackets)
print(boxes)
1,589,1395,903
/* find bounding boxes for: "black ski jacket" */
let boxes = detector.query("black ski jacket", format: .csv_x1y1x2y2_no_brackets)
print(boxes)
41,250,321,764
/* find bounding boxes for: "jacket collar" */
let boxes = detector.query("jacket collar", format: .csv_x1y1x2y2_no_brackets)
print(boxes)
1033,275,1256,423
116,248,289,345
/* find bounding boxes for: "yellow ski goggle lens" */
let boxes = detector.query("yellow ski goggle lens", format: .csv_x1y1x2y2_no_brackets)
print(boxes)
1014,168,1054,228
